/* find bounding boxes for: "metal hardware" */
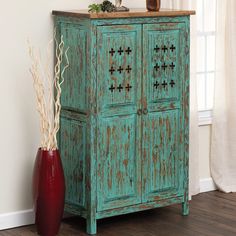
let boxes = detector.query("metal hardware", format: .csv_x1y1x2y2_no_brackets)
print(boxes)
137,109,142,115
143,108,148,115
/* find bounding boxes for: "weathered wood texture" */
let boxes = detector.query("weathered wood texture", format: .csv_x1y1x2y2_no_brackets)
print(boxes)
3,191,236,236
52,8,195,19
54,11,193,234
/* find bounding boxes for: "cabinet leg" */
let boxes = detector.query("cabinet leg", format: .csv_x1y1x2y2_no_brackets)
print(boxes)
86,216,97,235
182,200,189,216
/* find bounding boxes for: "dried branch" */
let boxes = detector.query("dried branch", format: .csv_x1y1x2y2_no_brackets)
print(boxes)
28,32,69,150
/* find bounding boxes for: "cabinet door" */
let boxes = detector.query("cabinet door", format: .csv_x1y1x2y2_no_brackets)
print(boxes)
142,22,187,202
96,25,142,211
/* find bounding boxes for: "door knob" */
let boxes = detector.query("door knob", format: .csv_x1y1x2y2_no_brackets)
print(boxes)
143,108,148,115
137,109,142,115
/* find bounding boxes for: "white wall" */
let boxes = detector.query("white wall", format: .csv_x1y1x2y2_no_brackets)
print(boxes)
0,0,212,230
0,0,146,229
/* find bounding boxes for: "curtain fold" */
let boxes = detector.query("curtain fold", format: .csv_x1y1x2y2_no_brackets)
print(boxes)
162,0,200,196
211,0,236,193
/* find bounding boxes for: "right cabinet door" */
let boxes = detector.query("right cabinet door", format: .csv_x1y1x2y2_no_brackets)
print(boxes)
142,22,188,202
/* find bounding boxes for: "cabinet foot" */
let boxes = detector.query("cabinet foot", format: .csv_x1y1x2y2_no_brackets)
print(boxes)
182,200,189,216
86,217,97,235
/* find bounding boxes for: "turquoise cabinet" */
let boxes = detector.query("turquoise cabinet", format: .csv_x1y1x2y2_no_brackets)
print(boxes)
53,9,194,234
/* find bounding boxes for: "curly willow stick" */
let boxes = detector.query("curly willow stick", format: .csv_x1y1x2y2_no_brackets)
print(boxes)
28,45,48,148
52,43,69,149
28,33,69,150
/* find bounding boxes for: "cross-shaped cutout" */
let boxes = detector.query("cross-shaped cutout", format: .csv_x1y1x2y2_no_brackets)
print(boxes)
162,45,168,53
117,84,123,92
126,47,132,55
154,45,160,53
170,62,175,71
126,65,132,73
154,81,160,89
170,44,176,52
109,48,115,56
170,80,175,88
162,63,168,71
117,66,124,74
118,47,124,55
109,84,115,92
126,84,132,91
154,63,160,71
162,81,168,88
109,66,115,75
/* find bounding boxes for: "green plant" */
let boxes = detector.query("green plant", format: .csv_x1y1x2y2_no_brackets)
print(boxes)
88,1,116,13
88,4,102,13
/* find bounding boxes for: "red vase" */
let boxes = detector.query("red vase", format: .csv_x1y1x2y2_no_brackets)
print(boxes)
33,148,65,236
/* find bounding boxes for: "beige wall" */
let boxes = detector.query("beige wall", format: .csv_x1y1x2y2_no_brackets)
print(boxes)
0,0,145,218
0,0,211,226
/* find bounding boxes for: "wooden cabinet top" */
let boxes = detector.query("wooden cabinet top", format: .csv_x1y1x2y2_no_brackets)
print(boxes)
52,8,195,19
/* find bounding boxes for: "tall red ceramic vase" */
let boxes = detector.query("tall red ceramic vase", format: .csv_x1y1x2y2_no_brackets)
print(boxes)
33,148,65,236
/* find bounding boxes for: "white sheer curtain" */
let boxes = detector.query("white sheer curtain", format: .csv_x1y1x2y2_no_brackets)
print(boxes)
162,0,200,196
211,0,236,192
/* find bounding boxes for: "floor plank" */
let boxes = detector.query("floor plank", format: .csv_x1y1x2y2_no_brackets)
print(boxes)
1,191,236,236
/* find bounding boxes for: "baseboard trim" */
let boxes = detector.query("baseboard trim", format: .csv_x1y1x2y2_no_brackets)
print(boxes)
200,177,217,193
0,179,217,231
0,209,34,230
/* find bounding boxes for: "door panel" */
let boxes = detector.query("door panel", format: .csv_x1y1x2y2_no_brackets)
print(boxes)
97,114,142,211
97,25,142,211
60,117,86,209
142,110,182,201
142,23,186,202
143,23,185,107
97,25,142,114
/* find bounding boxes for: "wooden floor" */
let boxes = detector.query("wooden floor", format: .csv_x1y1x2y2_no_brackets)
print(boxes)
1,191,236,236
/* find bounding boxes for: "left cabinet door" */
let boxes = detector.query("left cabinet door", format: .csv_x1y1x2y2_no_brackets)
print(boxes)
96,24,142,211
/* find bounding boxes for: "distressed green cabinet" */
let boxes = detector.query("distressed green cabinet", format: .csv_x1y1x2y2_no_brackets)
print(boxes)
53,9,195,234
